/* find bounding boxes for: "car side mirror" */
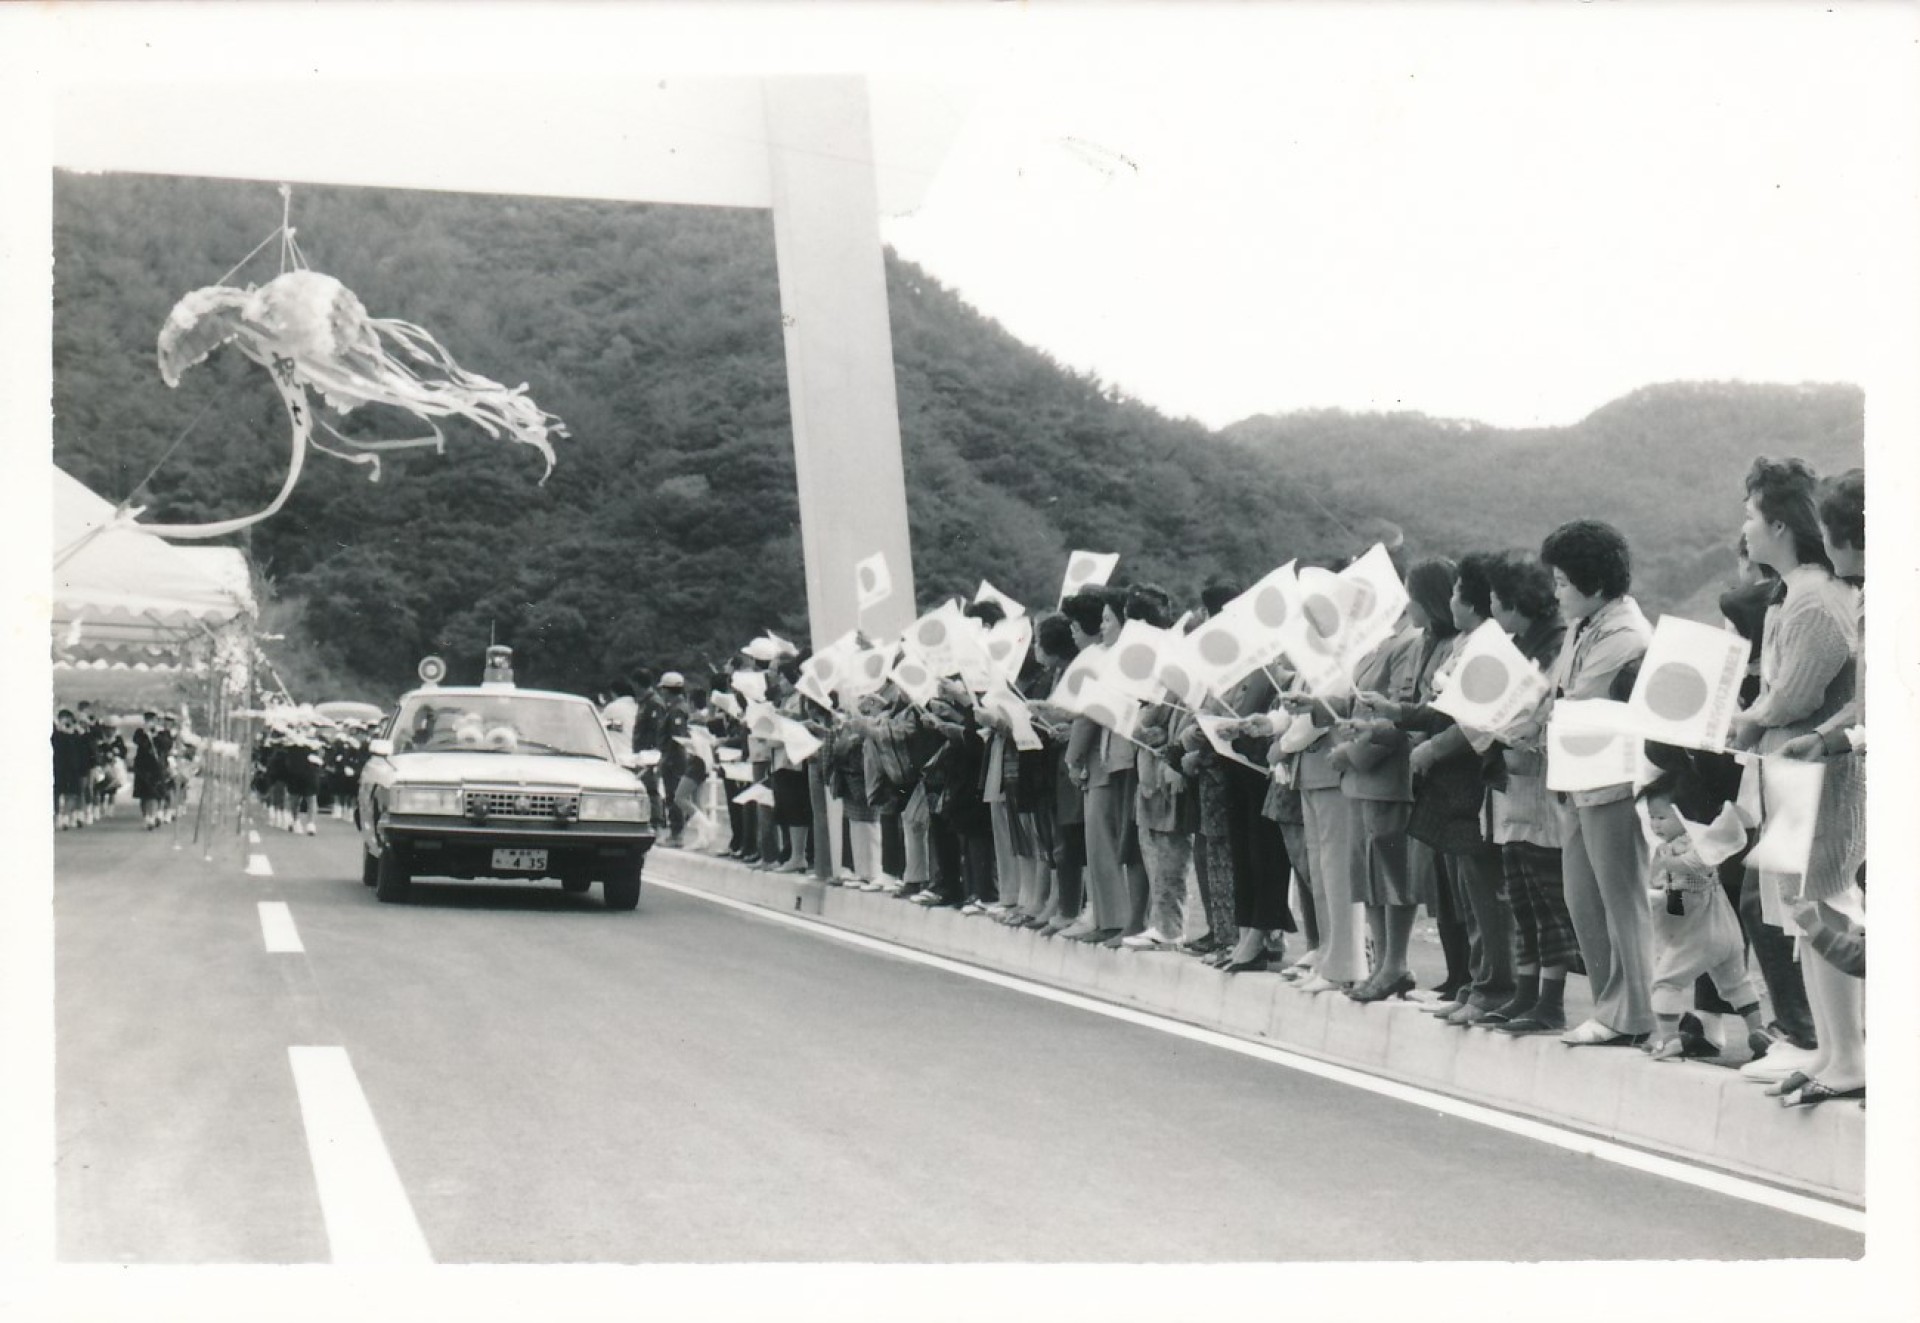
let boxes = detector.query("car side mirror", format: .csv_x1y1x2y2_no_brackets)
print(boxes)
368,738,394,757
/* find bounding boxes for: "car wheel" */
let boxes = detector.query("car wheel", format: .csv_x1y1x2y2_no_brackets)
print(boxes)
603,861,642,911
375,844,412,903
362,846,377,887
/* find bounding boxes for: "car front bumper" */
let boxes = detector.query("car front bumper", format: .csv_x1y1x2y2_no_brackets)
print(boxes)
383,814,654,880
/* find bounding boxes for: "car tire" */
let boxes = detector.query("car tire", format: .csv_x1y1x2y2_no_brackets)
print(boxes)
603,862,642,911
375,844,412,903
362,846,377,887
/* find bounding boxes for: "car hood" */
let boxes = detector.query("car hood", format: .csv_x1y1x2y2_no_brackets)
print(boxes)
385,751,641,792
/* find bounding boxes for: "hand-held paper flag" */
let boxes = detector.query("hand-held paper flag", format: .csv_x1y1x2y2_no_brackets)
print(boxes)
980,680,1044,752
1625,615,1748,752
1681,800,1752,869
1279,566,1361,697
1742,755,1826,882
730,669,768,705
1194,713,1266,771
1106,619,1172,703
855,552,893,613
984,615,1034,690
1545,700,1642,793
889,652,940,707
774,716,823,766
1058,550,1119,606
1334,543,1410,667
974,580,1028,620
794,672,835,712
732,781,775,807
1431,620,1549,733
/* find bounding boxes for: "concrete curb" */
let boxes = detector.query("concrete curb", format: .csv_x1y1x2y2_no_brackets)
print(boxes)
649,850,1863,1206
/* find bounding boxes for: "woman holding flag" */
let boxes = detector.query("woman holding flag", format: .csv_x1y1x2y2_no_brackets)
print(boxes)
1728,458,1865,1106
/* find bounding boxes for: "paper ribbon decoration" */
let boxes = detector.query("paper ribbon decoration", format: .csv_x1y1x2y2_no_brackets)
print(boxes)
1742,754,1826,881
730,669,768,705
1625,615,1747,752
1431,619,1550,734
1544,700,1643,793
855,552,893,613
1058,549,1119,605
1194,713,1266,771
152,263,563,539
732,781,775,807
974,580,1028,620
1681,800,1752,869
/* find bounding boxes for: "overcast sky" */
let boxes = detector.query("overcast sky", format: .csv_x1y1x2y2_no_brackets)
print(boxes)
876,10,1916,430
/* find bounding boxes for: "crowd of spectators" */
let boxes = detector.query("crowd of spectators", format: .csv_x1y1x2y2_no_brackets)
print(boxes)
611,455,1867,1110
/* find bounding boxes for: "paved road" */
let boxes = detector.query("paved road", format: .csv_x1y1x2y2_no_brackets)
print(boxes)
54,811,1862,1263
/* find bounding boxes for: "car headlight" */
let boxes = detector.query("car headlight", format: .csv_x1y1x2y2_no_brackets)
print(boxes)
578,790,646,822
391,784,462,815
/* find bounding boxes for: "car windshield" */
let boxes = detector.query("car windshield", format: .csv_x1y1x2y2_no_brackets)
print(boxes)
392,694,615,761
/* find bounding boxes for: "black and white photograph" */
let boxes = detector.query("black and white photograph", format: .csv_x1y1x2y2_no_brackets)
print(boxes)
5,4,1917,1320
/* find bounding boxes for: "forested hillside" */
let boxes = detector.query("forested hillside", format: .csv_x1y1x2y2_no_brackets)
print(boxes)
52,173,1863,703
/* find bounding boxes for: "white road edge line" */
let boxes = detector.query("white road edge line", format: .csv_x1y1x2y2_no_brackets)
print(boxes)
257,901,304,953
288,1046,434,1264
245,853,273,877
648,874,1865,1235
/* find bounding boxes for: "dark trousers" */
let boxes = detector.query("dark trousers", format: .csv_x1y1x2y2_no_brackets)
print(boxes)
1224,763,1293,932
1431,859,1472,992
1052,821,1086,919
1739,867,1816,1047
880,811,905,879
929,817,997,904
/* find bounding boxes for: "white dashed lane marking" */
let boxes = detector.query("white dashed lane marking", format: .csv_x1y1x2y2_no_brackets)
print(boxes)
248,829,262,845
245,853,273,876
288,1046,434,1264
257,901,303,953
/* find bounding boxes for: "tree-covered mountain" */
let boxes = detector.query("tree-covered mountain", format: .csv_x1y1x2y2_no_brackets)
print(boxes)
1221,382,1863,622
51,172,1863,703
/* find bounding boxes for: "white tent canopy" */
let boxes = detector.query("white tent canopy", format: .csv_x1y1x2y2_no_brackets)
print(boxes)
52,465,255,660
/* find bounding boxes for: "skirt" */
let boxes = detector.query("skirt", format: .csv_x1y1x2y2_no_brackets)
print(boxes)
771,767,812,828
1348,798,1416,907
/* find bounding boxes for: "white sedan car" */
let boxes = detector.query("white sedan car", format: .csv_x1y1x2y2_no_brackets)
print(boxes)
357,681,655,909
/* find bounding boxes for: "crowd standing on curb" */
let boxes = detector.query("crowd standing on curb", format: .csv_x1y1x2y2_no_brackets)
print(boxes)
606,456,1867,1110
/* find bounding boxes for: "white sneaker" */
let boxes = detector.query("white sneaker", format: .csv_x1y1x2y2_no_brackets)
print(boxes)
306,822,318,836
1121,929,1170,949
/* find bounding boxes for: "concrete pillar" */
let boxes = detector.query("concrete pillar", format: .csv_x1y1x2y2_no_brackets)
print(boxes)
762,77,917,648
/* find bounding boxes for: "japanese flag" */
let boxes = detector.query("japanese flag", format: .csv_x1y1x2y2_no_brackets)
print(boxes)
1194,712,1266,771
1058,550,1119,605
1681,800,1753,869
1334,543,1409,667
1235,562,1301,639
800,631,859,696
905,600,967,675
974,580,1028,620
984,615,1034,689
1076,677,1141,742
1280,566,1361,696
1625,615,1748,752
732,781,775,807
730,669,768,705
855,552,893,613
774,716,823,765
980,679,1044,752
889,652,940,707
1545,699,1643,793
1185,604,1269,693
1153,634,1213,711
839,643,895,699
1743,755,1826,882
1431,620,1549,734
1048,644,1113,714
1106,619,1173,702
794,671,834,711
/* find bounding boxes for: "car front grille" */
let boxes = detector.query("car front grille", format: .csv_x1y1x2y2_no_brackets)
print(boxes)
465,787,579,820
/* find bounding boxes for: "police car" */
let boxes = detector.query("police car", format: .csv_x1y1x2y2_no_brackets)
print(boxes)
358,648,654,908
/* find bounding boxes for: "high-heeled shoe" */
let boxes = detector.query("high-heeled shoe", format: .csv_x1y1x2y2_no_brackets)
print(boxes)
1224,953,1270,974
1348,972,1415,1004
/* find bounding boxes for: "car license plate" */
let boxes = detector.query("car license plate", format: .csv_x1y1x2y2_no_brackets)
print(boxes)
492,848,548,872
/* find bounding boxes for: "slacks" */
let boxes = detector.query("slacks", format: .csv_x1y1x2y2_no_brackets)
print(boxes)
1558,795,1654,1036
1084,772,1136,930
1301,786,1364,983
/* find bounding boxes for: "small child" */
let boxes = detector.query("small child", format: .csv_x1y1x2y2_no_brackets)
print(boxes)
1639,773,1770,1062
